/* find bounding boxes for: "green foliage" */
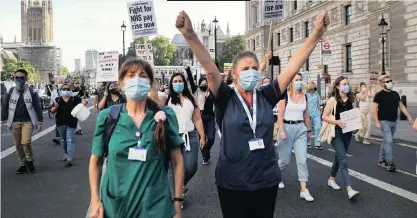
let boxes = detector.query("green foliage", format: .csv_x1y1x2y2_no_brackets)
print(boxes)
1,59,40,84
217,35,246,72
124,36,176,66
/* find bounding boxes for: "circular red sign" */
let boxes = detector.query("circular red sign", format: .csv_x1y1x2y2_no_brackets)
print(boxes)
323,43,330,50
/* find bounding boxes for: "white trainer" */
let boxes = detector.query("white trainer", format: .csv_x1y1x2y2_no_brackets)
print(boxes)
328,179,341,190
300,189,314,202
348,189,360,200
278,182,285,189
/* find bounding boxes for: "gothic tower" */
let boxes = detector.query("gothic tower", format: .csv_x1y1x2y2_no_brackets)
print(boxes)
21,0,53,44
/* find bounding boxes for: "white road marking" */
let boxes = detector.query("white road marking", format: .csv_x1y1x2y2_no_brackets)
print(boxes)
1,106,94,159
397,143,417,150
43,111,48,114
370,137,383,142
396,169,417,178
216,129,417,203
328,148,353,157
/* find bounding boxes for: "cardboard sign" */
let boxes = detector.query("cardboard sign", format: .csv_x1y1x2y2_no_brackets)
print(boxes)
224,63,232,73
264,0,284,21
135,44,154,66
340,108,363,133
96,51,119,82
127,0,158,39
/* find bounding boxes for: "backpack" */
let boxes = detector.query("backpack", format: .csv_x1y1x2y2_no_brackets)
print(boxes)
102,104,171,168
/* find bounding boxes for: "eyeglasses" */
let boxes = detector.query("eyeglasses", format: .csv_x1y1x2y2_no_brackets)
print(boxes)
75,83,79,85
383,80,392,83
62,88,70,91
14,76,26,80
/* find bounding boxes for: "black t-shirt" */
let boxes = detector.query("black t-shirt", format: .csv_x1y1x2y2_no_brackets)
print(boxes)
55,96,82,128
335,99,354,120
105,95,126,109
201,94,215,116
373,90,400,122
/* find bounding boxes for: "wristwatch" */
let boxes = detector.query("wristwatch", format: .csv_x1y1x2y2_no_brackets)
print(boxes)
173,197,184,202
307,130,312,133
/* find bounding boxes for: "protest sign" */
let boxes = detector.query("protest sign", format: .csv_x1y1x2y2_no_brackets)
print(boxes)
340,108,363,133
135,44,154,66
127,0,158,39
369,71,379,84
96,51,119,82
224,63,232,73
264,0,284,21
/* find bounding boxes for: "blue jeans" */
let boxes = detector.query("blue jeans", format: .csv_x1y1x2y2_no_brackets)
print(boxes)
330,127,352,187
201,115,216,160
379,120,397,163
168,130,199,196
308,114,322,146
57,125,76,161
277,123,309,181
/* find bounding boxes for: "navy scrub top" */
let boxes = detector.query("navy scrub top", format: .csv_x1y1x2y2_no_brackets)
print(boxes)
213,81,284,191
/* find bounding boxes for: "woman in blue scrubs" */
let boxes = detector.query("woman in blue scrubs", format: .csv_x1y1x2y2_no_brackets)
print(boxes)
176,10,329,218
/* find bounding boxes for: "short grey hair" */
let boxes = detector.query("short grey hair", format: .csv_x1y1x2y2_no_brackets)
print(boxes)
232,51,259,69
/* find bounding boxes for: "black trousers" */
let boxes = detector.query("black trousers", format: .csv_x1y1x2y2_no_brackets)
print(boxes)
201,114,216,160
218,185,278,218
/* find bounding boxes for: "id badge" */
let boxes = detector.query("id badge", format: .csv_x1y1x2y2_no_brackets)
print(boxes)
128,146,147,161
248,138,265,151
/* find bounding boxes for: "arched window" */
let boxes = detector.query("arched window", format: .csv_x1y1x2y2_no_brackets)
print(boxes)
34,28,37,40
38,28,41,41
29,28,32,40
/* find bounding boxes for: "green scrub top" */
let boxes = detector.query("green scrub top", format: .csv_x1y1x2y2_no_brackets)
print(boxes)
92,104,183,218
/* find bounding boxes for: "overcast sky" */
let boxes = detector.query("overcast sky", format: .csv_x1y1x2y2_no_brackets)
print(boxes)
0,0,245,71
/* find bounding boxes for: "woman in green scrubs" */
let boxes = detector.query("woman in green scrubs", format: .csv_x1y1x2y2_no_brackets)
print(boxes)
88,59,185,218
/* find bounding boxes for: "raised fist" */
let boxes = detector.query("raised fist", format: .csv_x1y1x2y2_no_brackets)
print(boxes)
176,11,194,36
314,10,330,37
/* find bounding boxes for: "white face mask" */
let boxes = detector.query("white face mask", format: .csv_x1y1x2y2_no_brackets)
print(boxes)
361,87,366,92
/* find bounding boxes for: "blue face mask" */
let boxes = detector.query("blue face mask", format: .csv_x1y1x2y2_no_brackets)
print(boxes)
123,76,150,101
340,85,350,94
61,90,72,97
173,83,184,93
15,78,27,90
294,81,304,90
385,82,393,90
238,69,260,91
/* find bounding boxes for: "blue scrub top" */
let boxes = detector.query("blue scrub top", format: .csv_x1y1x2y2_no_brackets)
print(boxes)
213,81,284,191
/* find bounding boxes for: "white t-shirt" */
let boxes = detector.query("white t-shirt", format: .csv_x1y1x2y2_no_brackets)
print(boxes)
283,95,306,121
168,98,195,134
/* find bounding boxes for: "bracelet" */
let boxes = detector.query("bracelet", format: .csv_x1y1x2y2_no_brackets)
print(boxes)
307,130,311,133
173,198,184,202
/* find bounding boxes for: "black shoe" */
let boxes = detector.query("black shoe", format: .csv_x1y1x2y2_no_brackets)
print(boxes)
52,138,60,145
378,160,388,168
76,130,83,135
203,159,210,165
387,162,396,172
307,144,312,149
16,165,28,174
65,161,73,168
27,161,35,173
315,145,323,150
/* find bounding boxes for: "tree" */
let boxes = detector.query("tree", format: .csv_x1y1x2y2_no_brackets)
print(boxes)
1,60,40,85
149,36,176,66
217,35,246,72
60,67,70,77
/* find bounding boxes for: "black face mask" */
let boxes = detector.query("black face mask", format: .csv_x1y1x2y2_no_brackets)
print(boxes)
109,88,119,95
200,85,208,92
314,87,317,91
226,79,233,85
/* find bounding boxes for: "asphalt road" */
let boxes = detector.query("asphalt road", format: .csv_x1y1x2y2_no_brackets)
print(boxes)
1,109,417,218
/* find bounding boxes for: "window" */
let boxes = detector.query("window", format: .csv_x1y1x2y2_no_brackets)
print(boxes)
289,28,293,42
305,58,310,71
29,28,32,40
252,39,255,51
294,1,298,11
38,28,41,41
33,28,37,40
324,65,329,73
253,6,258,24
345,44,352,72
304,21,309,38
345,5,352,25
277,33,281,46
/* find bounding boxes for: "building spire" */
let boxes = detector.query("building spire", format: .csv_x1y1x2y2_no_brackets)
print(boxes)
226,22,230,37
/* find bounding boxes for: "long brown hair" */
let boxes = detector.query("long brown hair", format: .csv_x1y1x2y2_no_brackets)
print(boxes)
119,58,167,153
331,76,355,104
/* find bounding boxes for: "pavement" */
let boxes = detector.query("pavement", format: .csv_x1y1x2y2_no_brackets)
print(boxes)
1,102,417,218
369,105,417,144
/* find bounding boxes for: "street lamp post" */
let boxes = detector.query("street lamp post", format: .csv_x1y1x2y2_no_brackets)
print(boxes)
378,15,388,75
121,21,127,57
213,17,218,67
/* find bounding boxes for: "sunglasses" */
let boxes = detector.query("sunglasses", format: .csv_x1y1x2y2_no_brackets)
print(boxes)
383,80,392,83
62,88,70,91
14,76,26,80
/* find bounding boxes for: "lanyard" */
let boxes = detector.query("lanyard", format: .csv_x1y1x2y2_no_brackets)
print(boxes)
234,87,257,138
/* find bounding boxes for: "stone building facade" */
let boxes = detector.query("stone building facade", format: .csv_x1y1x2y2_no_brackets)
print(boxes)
21,0,53,44
18,45,57,84
245,1,417,104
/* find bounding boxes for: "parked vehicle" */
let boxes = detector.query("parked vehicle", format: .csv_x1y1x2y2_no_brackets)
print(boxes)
38,89,51,110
